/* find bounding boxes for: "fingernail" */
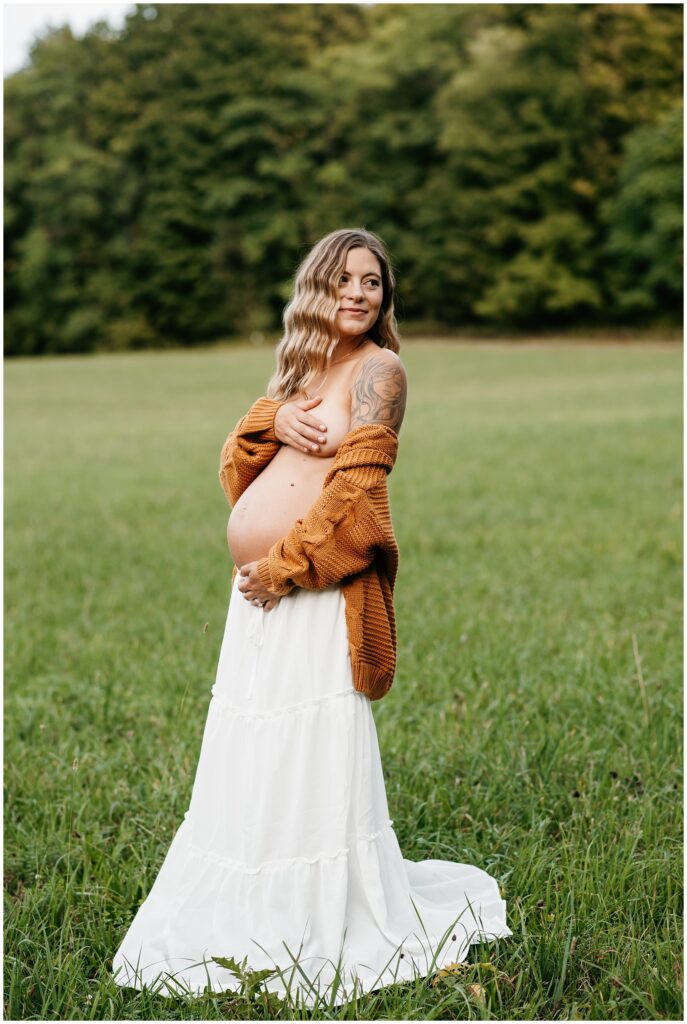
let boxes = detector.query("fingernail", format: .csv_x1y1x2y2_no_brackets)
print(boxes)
319,424,326,430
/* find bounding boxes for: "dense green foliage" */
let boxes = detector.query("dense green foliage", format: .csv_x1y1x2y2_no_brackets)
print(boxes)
4,341,682,1019
4,3,683,354
603,104,684,316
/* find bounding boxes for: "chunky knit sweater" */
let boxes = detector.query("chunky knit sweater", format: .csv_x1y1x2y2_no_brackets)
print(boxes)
218,396,400,700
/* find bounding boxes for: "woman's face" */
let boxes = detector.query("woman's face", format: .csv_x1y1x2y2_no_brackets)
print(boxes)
335,247,383,341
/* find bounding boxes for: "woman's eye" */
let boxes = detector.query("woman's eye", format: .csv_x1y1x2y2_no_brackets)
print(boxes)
339,277,380,286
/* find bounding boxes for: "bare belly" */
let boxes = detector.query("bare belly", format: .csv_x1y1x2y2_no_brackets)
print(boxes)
226,445,337,567
226,382,358,567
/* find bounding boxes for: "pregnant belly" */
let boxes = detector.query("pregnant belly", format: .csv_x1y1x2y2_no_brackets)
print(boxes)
227,446,335,568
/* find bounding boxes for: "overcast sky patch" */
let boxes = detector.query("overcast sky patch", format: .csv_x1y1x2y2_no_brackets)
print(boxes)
4,2,135,76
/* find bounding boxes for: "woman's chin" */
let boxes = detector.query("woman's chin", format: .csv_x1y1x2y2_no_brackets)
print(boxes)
336,317,367,337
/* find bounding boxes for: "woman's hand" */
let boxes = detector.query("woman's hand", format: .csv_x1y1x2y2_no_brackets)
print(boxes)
238,561,281,611
274,396,328,454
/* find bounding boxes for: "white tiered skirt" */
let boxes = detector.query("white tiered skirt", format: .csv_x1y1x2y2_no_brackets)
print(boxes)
111,572,512,1007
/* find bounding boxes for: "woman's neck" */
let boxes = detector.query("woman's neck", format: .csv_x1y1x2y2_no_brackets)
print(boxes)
332,335,370,362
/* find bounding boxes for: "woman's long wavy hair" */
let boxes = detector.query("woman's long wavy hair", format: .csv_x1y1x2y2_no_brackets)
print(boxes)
266,228,400,401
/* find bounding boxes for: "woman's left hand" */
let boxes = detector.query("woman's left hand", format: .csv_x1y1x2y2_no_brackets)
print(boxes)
238,562,281,611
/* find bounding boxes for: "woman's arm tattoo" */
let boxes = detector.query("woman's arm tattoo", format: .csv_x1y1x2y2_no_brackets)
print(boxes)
350,356,407,433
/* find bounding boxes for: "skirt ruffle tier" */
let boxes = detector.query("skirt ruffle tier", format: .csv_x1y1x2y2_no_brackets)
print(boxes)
111,572,512,1008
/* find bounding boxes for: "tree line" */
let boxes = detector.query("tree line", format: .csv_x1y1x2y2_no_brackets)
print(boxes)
4,3,683,355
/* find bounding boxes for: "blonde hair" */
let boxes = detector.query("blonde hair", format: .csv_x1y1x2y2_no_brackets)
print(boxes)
266,228,400,401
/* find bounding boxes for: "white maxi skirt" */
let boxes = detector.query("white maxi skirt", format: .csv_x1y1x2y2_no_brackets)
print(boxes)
112,572,512,1007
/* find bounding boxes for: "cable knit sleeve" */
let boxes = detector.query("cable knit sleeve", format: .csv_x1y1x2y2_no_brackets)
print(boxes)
218,396,284,507
254,424,398,595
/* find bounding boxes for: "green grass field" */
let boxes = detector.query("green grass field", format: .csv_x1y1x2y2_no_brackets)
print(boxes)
4,340,683,1020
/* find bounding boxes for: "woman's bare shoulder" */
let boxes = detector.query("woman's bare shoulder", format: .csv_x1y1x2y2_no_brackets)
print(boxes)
350,343,406,378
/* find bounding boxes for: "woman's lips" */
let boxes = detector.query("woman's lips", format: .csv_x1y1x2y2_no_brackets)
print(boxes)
341,309,366,316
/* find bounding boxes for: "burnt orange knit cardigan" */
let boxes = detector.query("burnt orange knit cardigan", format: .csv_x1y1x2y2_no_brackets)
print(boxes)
218,396,400,701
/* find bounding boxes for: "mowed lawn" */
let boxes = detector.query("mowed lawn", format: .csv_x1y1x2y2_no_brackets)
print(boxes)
4,340,682,1021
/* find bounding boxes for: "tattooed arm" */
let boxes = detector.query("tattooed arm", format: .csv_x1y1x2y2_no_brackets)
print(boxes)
349,350,408,434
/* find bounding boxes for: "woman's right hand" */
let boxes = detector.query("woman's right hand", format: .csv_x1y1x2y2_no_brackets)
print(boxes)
274,396,328,454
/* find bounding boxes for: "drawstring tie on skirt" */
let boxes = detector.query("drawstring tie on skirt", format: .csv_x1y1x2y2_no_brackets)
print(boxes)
245,604,265,700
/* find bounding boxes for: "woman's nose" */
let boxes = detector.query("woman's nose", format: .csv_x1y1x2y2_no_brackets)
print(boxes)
345,281,364,299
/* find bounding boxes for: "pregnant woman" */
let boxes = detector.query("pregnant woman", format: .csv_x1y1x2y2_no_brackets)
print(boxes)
112,228,512,1007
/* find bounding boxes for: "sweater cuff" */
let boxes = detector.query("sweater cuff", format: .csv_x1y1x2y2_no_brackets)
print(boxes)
256,556,293,597
244,397,283,442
